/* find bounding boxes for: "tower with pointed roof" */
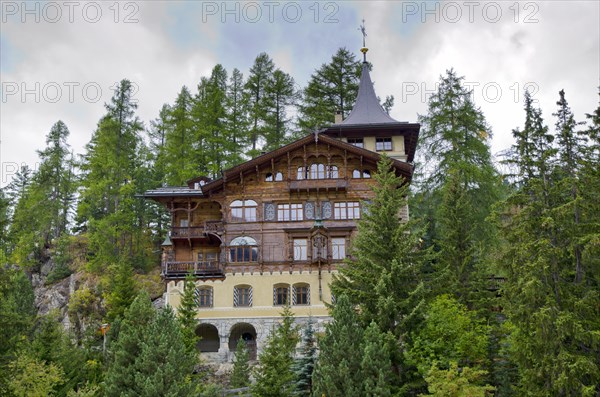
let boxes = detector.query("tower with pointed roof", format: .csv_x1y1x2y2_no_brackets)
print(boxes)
143,44,419,363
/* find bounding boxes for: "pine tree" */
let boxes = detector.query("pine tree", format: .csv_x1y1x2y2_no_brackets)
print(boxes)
299,47,361,131
105,260,137,321
177,273,199,354
231,338,251,389
360,321,394,397
312,295,363,397
292,318,316,396
252,305,298,397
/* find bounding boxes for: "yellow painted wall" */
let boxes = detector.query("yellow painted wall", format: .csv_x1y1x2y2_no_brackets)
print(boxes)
343,136,407,161
166,270,336,319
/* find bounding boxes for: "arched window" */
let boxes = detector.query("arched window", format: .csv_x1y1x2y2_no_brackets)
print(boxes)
363,170,371,178
229,237,258,262
310,163,326,179
234,285,253,307
352,169,361,178
293,283,310,305
230,200,257,222
273,283,290,305
265,172,284,182
274,172,283,181
352,169,371,179
195,286,213,307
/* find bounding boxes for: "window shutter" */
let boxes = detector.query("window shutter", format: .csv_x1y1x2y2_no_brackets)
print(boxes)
194,287,200,307
209,288,213,307
273,287,277,305
233,287,239,307
248,287,253,306
307,285,311,305
292,285,297,305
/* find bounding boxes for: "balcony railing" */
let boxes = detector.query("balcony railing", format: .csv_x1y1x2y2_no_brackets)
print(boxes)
162,261,224,279
289,179,348,191
171,221,224,239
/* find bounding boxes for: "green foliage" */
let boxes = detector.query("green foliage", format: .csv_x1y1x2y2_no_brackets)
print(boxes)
333,155,427,336
360,321,394,397
105,260,138,321
8,352,64,397
420,361,495,397
299,47,361,131
0,266,36,394
231,338,251,389
407,295,489,376
105,292,195,396
252,305,299,397
177,273,200,355
312,295,363,397
292,319,316,396
245,52,275,155
493,89,600,396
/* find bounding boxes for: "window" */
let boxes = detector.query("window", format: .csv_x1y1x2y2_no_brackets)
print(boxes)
195,287,213,307
274,284,290,305
293,283,310,305
347,138,364,148
352,169,372,179
293,239,308,261
278,203,303,221
197,252,218,266
329,165,339,178
334,202,360,220
297,166,307,180
310,163,326,179
332,238,346,260
376,137,392,151
266,172,283,182
234,285,252,307
229,236,258,263
179,219,189,227
230,200,258,222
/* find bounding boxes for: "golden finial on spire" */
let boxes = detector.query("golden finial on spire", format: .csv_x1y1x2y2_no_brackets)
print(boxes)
359,19,368,62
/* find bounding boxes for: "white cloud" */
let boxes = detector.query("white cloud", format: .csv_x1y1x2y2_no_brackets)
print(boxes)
1,1,598,186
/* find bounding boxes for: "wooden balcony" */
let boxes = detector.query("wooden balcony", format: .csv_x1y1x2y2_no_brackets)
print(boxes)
171,221,224,239
162,261,224,279
289,178,348,191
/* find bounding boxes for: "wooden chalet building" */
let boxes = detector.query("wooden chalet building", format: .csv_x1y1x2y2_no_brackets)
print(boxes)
144,49,420,362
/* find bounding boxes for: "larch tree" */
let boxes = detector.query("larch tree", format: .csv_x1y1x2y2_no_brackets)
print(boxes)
245,52,275,156
164,86,197,185
299,47,361,131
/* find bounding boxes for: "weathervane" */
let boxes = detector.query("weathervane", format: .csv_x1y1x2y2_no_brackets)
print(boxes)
359,19,368,62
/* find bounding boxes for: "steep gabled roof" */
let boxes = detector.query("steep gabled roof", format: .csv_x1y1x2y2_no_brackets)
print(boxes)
199,132,413,195
337,62,398,126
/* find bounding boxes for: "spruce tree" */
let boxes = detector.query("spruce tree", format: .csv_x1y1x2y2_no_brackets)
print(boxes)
177,273,199,354
252,305,298,397
263,69,298,151
225,68,250,166
230,338,251,389
494,91,600,396
332,155,427,336
312,295,363,397
292,318,316,396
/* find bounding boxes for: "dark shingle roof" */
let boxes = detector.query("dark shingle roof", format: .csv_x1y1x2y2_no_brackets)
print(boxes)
337,62,398,125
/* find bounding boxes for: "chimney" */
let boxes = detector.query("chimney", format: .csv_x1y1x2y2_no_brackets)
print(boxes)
334,110,343,124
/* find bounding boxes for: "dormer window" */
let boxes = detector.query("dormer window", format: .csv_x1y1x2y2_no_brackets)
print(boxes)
347,138,364,148
266,172,283,182
376,137,392,151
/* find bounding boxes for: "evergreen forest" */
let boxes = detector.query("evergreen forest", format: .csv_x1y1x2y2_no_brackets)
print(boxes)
1,48,599,396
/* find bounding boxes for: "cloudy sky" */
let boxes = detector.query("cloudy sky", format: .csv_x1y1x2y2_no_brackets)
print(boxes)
1,0,598,186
